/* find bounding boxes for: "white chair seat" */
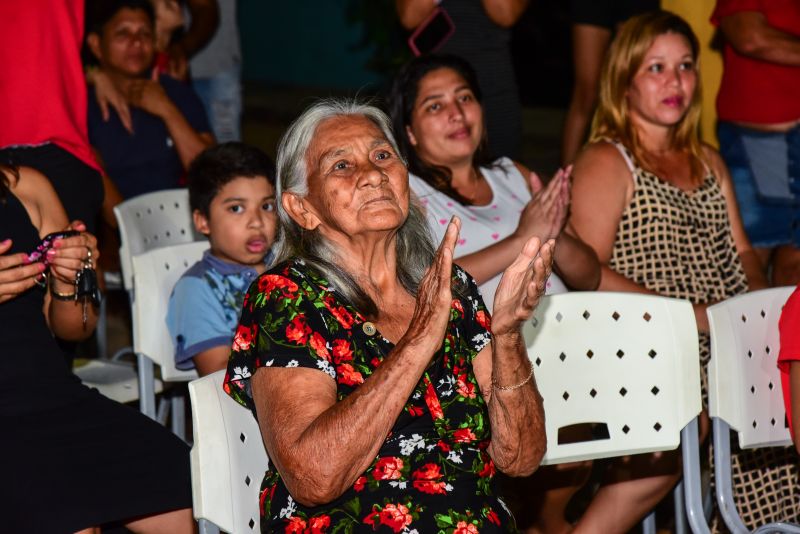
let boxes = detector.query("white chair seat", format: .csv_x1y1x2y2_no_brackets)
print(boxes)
73,358,163,405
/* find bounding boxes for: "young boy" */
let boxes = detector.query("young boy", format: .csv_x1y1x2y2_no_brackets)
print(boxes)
167,142,277,375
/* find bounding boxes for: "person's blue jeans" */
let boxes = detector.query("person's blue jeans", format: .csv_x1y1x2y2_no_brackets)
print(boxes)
717,121,800,248
192,65,242,143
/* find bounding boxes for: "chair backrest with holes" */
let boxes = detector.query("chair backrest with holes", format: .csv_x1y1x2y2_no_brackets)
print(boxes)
707,287,795,449
523,292,702,465
114,189,200,291
190,370,269,533
131,241,209,382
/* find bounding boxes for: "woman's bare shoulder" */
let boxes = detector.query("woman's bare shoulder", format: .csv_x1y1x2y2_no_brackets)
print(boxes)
572,141,632,186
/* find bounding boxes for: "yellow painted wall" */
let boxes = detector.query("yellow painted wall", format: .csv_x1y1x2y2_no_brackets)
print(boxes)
661,0,722,147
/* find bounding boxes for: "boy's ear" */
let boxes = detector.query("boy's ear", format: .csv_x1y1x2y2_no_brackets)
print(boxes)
282,193,320,231
192,209,210,236
86,33,102,62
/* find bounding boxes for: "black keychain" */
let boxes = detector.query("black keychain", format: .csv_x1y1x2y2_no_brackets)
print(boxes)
75,251,103,324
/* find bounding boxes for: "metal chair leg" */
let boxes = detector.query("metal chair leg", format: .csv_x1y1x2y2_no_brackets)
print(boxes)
681,419,710,534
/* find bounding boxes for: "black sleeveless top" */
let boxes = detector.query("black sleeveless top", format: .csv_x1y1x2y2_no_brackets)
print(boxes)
0,192,90,415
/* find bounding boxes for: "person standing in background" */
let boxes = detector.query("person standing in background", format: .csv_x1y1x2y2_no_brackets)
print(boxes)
560,0,659,165
187,0,243,142
713,0,800,285
396,0,529,159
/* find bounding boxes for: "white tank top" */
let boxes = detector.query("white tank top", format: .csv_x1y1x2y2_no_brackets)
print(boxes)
410,157,567,311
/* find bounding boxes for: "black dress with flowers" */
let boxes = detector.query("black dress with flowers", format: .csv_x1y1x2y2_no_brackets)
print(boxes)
225,259,517,533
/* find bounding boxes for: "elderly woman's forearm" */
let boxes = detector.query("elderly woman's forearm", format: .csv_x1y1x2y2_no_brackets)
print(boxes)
486,334,546,475
254,339,434,506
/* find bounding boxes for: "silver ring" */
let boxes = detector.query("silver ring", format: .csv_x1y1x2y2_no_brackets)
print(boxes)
85,247,92,262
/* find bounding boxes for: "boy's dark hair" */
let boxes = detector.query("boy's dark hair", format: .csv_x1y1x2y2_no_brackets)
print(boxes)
188,142,277,216
86,0,155,35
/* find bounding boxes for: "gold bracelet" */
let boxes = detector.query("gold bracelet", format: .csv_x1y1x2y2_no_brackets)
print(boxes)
49,275,77,301
492,361,534,391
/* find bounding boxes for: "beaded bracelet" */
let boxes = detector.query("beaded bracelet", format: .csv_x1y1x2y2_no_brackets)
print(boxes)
492,361,534,391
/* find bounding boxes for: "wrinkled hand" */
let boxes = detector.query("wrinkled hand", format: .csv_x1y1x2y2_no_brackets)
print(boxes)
46,221,100,292
515,167,571,243
0,239,46,304
402,216,460,356
124,79,173,117
491,237,555,337
91,69,133,134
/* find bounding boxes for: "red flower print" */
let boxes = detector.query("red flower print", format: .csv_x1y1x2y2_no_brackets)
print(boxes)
412,462,447,494
413,479,448,494
324,300,355,329
437,439,451,452
371,357,382,368
331,338,353,363
475,309,491,331
486,509,501,526
354,475,367,492
308,515,331,534
284,516,307,533
456,376,476,399
285,316,311,345
372,456,404,480
259,274,299,295
337,363,364,386
379,503,413,533
407,405,423,417
412,462,442,480
451,298,464,314
424,381,444,420
453,428,477,443
232,325,255,352
453,520,479,534
477,458,496,478
309,332,331,360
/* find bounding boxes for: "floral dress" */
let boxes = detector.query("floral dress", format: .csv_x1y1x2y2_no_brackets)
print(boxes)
224,259,517,533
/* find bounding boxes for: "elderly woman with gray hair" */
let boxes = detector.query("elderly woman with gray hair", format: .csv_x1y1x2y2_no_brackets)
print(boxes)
224,99,550,532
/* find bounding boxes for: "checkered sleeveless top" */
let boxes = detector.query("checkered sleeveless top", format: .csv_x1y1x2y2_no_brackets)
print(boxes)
608,141,749,304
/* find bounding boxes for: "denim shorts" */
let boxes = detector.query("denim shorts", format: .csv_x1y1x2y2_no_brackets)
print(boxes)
717,121,800,248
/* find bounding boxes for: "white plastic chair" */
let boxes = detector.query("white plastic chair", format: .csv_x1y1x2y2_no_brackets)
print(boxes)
189,370,270,534
523,291,703,533
114,189,200,291
132,241,209,437
73,357,162,405
699,287,800,534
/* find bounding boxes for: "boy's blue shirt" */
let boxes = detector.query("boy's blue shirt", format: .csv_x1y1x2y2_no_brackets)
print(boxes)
167,249,272,370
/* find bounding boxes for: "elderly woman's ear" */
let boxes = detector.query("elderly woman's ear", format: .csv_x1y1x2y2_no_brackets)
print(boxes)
282,192,321,230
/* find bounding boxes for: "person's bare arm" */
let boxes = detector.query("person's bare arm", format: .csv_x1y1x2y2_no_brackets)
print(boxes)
706,146,769,291
169,0,219,60
251,220,460,506
791,362,800,454
568,142,650,293
472,237,553,476
124,79,214,169
481,0,529,28
395,0,437,29
193,346,230,377
455,166,571,284
719,11,800,67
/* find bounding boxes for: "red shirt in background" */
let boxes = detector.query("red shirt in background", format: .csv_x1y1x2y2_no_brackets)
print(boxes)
712,0,800,125
0,0,100,172
777,285,800,435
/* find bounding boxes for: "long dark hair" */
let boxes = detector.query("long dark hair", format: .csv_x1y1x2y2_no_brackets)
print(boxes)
388,54,495,204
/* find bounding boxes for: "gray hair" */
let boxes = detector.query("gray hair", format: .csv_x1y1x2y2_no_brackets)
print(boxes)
273,98,436,316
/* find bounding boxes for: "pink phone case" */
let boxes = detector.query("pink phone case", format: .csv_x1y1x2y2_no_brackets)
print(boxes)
408,7,455,57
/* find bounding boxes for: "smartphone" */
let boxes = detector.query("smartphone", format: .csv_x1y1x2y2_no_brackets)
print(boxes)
408,7,455,57
25,230,80,267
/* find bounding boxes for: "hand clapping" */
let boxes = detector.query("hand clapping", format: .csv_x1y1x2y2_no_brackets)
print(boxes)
491,236,555,338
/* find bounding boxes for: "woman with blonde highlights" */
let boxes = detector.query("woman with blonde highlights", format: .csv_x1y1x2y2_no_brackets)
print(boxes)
565,10,798,532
